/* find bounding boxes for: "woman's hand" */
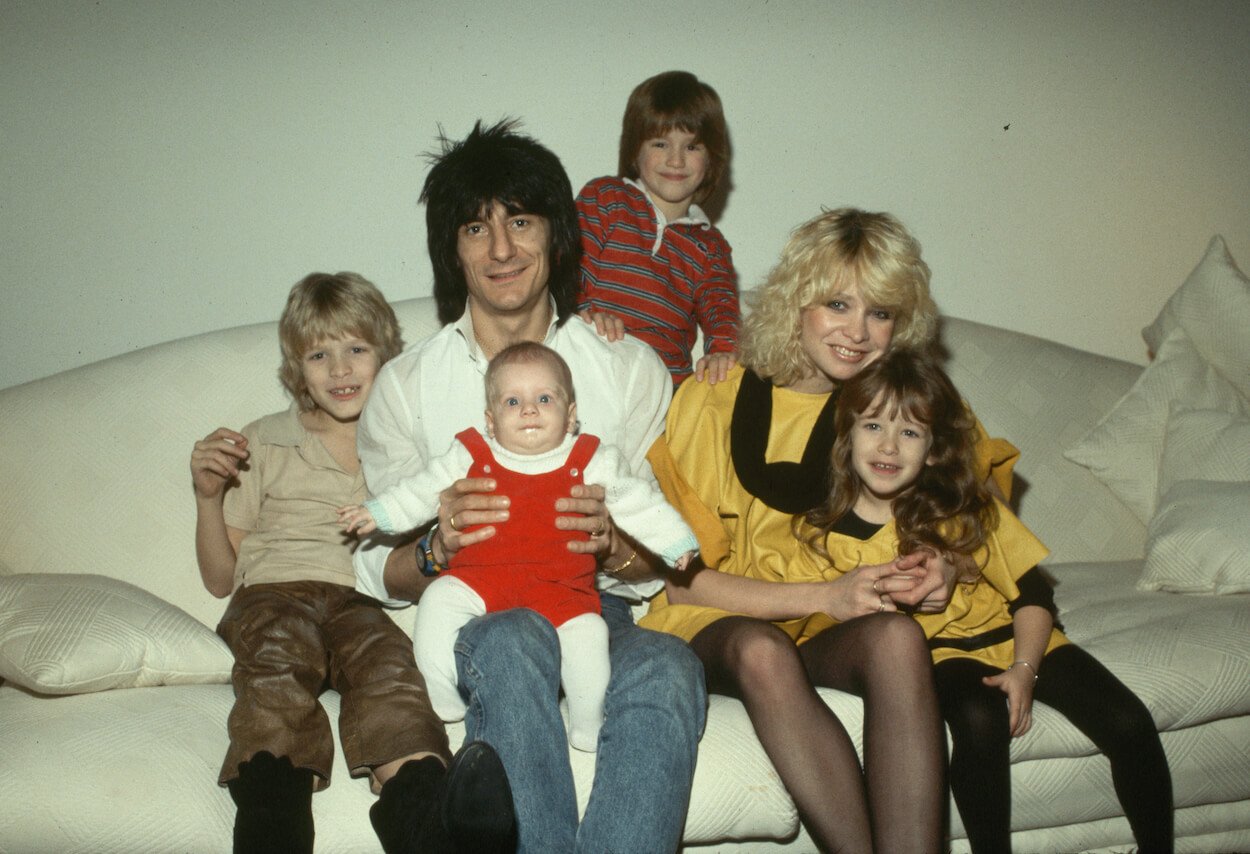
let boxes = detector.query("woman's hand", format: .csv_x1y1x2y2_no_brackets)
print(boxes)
818,556,926,622
983,665,1037,736
555,483,614,556
434,476,509,563
190,428,248,501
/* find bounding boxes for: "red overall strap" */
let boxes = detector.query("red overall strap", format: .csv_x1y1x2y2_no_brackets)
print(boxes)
565,433,600,474
455,427,493,464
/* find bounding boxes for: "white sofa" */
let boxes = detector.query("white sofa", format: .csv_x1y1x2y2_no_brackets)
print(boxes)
3,239,1250,852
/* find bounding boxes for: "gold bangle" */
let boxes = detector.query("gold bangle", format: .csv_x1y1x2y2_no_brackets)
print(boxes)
1009,660,1039,682
603,549,638,577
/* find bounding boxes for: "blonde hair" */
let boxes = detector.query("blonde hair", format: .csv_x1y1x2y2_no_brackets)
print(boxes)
740,208,938,387
278,272,403,411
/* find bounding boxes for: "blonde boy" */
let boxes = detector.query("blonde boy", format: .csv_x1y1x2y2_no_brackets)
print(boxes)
190,272,513,854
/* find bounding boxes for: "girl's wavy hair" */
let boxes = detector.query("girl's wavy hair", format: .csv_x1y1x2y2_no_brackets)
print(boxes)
741,208,938,387
278,272,404,412
618,70,730,204
805,348,996,575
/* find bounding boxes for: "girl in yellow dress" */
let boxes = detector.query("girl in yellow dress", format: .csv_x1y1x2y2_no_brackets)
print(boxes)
804,347,1173,854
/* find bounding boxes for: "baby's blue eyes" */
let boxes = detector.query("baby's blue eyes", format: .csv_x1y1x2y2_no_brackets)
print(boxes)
539,394,551,404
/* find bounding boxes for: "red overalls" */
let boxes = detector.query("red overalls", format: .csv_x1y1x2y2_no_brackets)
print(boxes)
448,428,602,625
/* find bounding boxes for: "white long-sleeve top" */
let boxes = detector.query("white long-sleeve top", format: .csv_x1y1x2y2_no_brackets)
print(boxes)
365,430,697,567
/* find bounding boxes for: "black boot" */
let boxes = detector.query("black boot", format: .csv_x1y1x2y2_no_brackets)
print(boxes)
371,741,516,854
226,751,315,854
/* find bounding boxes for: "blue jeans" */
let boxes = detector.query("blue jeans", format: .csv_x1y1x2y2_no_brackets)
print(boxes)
455,593,706,853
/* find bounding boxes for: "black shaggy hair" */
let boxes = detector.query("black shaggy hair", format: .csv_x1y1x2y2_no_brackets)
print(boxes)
419,119,581,325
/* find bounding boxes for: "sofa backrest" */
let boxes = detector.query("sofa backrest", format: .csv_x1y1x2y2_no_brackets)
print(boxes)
941,316,1147,565
0,297,442,629
0,301,1146,630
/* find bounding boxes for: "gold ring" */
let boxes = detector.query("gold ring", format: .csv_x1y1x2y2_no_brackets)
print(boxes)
591,524,606,538
449,514,459,532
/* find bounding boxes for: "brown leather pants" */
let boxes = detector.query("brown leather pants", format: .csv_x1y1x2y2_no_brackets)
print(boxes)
216,580,449,789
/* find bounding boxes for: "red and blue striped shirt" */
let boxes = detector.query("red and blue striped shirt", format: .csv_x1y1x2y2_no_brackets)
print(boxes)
576,177,739,385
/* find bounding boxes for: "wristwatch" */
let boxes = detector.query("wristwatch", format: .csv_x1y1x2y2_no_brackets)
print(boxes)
416,523,446,577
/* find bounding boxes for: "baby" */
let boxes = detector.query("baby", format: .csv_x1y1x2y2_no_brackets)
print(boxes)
340,341,697,751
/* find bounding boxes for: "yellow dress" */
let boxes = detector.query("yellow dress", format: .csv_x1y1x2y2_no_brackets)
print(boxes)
641,364,1021,645
815,502,1069,667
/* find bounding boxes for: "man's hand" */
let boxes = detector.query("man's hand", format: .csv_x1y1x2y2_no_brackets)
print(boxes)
555,482,613,556
434,476,509,562
694,351,737,385
577,309,626,342
190,428,248,501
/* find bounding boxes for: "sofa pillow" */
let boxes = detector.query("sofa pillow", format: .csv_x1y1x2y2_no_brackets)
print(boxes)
1157,407,1250,502
0,573,233,695
1142,235,1250,398
1064,326,1249,524
1138,480,1250,594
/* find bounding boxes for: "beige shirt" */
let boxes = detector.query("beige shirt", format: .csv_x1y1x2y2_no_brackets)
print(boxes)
224,404,365,590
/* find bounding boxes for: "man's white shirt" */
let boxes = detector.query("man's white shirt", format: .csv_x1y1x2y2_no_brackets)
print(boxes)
353,302,672,607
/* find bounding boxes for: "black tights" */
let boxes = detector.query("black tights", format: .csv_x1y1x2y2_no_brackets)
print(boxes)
935,644,1173,853
690,614,945,854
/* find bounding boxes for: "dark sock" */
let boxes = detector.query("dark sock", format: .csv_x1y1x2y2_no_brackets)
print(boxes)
370,756,451,854
227,751,315,854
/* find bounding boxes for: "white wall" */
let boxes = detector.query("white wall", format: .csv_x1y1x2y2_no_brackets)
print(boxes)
3,0,1248,390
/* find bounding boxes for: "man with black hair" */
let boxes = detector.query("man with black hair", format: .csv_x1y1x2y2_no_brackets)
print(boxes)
354,120,706,853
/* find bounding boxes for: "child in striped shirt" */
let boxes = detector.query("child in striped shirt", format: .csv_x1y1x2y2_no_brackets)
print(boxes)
576,70,740,387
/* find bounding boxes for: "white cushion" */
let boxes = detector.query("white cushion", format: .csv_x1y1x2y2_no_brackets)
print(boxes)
1064,326,1249,524
1142,235,1250,398
1139,480,1250,594
0,573,233,694
1157,407,1250,502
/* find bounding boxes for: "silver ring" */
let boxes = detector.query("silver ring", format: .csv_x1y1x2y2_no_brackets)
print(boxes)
872,579,880,594
877,601,886,613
